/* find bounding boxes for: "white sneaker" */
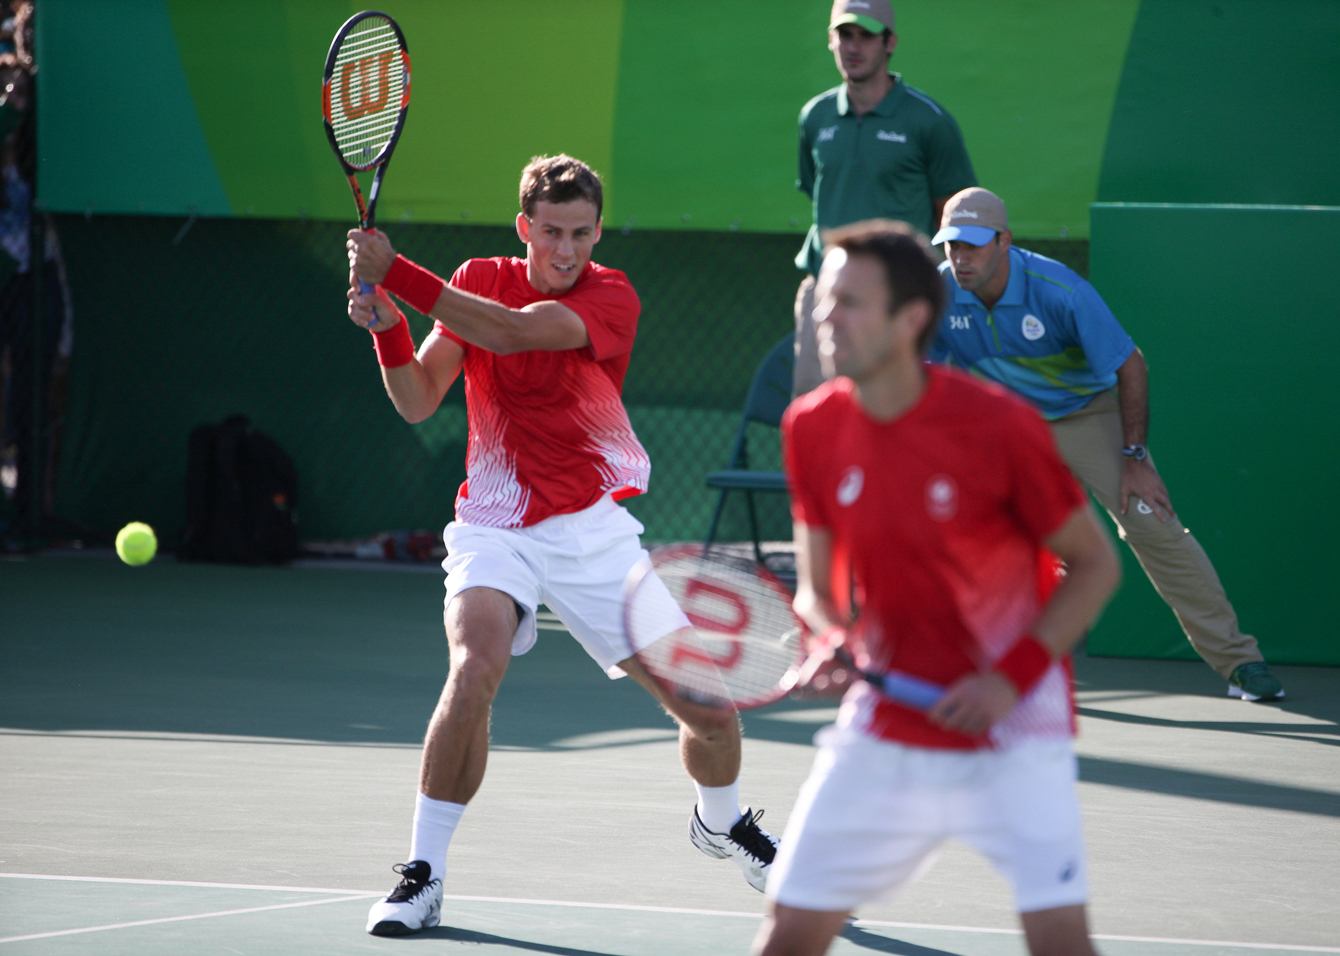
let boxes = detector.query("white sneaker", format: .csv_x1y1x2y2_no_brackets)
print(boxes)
365,860,442,936
689,806,778,892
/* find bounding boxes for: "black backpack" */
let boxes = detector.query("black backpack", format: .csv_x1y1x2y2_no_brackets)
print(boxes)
179,414,299,564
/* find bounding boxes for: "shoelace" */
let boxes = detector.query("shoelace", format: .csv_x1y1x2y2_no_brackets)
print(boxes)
385,861,433,903
729,809,777,864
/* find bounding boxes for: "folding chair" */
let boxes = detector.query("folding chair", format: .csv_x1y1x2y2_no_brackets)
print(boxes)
703,333,794,567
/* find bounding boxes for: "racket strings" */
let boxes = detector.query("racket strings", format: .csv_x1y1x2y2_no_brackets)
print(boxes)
630,551,801,709
328,19,405,164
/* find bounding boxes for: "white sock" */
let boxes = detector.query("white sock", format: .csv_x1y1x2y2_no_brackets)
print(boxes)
694,781,742,833
408,792,465,883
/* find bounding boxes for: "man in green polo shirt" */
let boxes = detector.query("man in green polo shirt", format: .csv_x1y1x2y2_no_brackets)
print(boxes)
792,0,976,395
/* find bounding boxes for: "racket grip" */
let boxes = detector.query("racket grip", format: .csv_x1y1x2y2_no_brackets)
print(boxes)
358,278,379,327
875,671,945,711
358,226,378,325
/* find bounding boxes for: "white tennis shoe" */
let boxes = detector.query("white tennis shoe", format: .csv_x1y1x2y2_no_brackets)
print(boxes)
365,860,442,936
689,806,779,892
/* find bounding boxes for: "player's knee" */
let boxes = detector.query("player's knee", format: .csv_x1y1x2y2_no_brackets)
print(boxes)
446,645,509,699
678,706,741,741
1020,904,1096,956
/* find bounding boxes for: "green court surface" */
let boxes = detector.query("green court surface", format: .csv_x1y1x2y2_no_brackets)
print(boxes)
2,554,1338,955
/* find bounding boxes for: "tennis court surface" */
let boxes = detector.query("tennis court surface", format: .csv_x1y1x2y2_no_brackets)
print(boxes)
3,553,1338,955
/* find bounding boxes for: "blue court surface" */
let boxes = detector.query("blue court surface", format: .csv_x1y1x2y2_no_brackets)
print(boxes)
3,555,1338,955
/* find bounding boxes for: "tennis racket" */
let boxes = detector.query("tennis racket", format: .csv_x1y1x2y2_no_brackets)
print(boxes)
322,10,411,322
624,544,804,710
624,544,946,712
779,636,945,711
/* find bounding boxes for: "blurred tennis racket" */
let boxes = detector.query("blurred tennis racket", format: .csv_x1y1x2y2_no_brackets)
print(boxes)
624,544,804,710
322,10,411,319
779,635,945,711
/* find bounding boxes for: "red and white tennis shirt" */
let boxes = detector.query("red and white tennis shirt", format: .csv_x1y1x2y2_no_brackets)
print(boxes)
434,256,650,528
783,366,1086,750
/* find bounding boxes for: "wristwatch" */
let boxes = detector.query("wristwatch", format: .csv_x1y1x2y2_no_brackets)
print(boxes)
1122,444,1148,461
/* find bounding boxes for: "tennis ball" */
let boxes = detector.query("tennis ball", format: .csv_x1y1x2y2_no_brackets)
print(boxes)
115,522,157,566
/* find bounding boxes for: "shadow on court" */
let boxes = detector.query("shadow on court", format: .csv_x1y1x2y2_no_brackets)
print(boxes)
3,553,1338,826
839,923,960,955
422,925,628,956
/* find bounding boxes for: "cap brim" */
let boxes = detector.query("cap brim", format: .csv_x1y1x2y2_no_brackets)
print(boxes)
930,224,998,246
829,13,888,34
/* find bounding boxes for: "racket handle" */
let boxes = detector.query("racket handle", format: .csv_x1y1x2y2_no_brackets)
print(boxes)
358,278,380,327
872,671,945,711
358,226,379,326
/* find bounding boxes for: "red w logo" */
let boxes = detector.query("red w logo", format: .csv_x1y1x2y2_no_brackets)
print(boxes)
340,52,395,119
669,578,748,671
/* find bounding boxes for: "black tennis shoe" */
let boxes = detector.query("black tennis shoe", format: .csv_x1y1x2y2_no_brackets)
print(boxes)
689,806,778,892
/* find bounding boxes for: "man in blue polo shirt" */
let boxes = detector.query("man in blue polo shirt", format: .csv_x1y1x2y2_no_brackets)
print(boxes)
930,187,1283,702
791,0,975,396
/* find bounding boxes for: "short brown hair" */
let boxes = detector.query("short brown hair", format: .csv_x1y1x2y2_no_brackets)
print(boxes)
519,154,603,219
823,220,946,354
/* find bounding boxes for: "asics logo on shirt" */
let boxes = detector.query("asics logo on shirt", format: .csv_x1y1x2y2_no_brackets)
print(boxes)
949,314,971,330
1021,314,1046,340
925,474,958,522
836,466,864,507
876,130,907,143
817,126,838,143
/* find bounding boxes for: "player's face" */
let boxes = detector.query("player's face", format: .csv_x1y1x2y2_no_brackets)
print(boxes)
814,249,913,380
516,199,602,295
828,23,896,84
945,234,1009,297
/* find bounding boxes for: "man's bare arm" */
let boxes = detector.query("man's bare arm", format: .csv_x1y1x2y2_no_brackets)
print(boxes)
932,196,952,232
348,277,464,424
1033,504,1122,658
930,505,1120,735
1115,348,1174,521
1115,348,1149,447
792,521,846,637
348,229,589,355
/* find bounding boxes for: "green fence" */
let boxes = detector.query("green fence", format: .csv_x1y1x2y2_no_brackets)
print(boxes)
1087,203,1339,667
51,213,802,547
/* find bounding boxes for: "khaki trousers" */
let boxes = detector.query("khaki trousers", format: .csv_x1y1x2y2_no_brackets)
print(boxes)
1049,390,1262,677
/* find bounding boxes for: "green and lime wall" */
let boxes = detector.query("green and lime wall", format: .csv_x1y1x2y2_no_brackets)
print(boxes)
36,1,1340,664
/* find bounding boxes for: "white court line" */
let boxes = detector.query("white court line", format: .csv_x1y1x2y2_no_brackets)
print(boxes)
3,874,1337,953
0,895,374,944
0,872,376,895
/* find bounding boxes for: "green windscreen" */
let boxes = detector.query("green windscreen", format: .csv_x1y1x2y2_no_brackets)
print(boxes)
1087,203,1339,667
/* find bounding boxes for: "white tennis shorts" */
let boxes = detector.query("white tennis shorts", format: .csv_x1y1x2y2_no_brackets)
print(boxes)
441,494,689,677
767,725,1089,914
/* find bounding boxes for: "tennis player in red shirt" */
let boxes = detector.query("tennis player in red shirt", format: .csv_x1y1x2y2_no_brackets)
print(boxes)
345,155,777,936
755,221,1120,956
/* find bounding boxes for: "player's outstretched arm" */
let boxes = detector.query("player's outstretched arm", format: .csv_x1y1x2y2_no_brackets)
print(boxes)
792,522,846,638
1035,504,1122,657
348,274,463,424
930,505,1120,736
347,229,590,354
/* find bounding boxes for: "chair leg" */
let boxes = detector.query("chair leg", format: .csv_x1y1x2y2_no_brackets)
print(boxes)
703,489,729,557
745,490,764,565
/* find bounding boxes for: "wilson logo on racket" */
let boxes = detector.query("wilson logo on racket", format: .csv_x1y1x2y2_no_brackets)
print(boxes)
670,578,748,671
341,52,396,118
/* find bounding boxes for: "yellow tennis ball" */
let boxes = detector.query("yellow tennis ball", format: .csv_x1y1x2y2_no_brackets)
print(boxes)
116,522,157,566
